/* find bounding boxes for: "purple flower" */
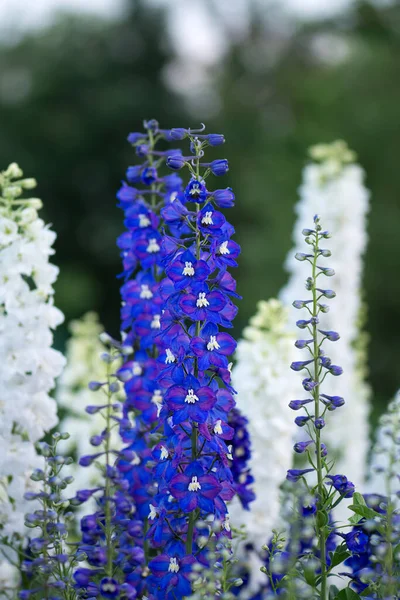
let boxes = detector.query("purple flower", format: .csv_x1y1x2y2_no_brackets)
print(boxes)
184,179,207,204
165,375,216,425
149,549,195,597
212,188,235,208
165,249,210,291
210,159,229,176
325,475,355,498
170,462,222,513
286,468,314,482
179,285,226,323
190,323,236,370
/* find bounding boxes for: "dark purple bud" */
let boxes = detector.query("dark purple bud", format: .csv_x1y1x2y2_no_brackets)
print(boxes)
287,468,314,482
79,453,103,467
127,132,147,144
302,228,314,236
207,133,225,146
319,444,328,457
212,187,235,208
302,377,318,392
325,474,355,498
329,365,343,376
289,398,313,410
320,394,345,409
314,417,325,429
320,356,332,368
143,118,159,131
293,300,312,309
295,415,312,427
290,359,313,372
294,440,314,453
169,128,188,140
295,339,313,349
210,159,229,176
166,155,186,170
296,319,311,329
90,434,104,447
126,165,142,183
108,381,120,393
319,329,340,342
135,144,149,157
88,381,103,391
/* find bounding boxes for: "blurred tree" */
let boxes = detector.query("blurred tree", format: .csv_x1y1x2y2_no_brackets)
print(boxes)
0,0,187,343
0,0,399,419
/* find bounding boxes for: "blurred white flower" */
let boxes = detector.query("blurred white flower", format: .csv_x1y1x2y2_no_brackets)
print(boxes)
280,140,371,490
0,163,65,545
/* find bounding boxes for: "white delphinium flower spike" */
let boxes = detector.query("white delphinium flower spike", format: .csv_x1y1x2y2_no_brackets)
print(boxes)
0,163,65,576
231,300,298,564
280,141,371,490
368,391,400,503
57,312,124,512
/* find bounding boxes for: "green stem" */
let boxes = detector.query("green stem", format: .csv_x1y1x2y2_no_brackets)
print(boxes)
311,232,327,600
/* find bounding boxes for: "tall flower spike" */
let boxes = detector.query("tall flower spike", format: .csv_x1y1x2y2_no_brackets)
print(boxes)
230,299,298,588
144,125,245,599
57,312,124,518
73,337,140,598
0,164,65,563
113,120,186,595
284,215,355,600
280,141,371,490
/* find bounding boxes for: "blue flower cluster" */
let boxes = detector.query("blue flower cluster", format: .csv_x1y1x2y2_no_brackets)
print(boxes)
112,121,253,599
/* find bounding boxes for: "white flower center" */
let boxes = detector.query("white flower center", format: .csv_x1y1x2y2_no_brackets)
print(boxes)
148,504,158,520
188,476,202,492
196,292,209,308
140,284,153,299
170,191,178,203
189,183,201,197
168,557,180,573
146,238,160,253
139,214,151,227
214,420,223,435
151,314,161,329
185,389,199,404
151,389,163,406
165,349,176,364
102,582,117,592
182,261,195,276
201,211,213,225
132,452,141,465
219,241,230,255
207,335,220,351
160,445,169,460
133,362,143,376
227,445,233,460
222,515,231,532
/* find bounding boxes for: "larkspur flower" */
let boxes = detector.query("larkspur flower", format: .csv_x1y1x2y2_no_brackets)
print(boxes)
0,164,65,577
280,141,371,490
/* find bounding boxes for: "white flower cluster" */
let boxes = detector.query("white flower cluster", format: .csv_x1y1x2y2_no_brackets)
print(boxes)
0,163,65,544
280,140,371,490
231,300,298,550
58,313,124,508
368,391,400,503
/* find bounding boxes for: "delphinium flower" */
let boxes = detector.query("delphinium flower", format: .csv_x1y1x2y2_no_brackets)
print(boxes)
72,336,141,599
281,215,356,600
340,392,400,596
231,300,298,544
19,433,78,600
0,164,65,572
140,125,243,599
280,141,371,490
112,120,186,588
57,313,124,514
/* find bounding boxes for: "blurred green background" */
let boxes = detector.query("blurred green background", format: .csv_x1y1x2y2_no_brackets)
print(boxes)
0,0,399,421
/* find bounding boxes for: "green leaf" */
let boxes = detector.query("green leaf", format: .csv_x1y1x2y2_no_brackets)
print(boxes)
349,513,363,525
334,589,362,600
329,584,340,599
328,544,351,570
303,567,317,587
348,504,381,520
352,492,367,506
